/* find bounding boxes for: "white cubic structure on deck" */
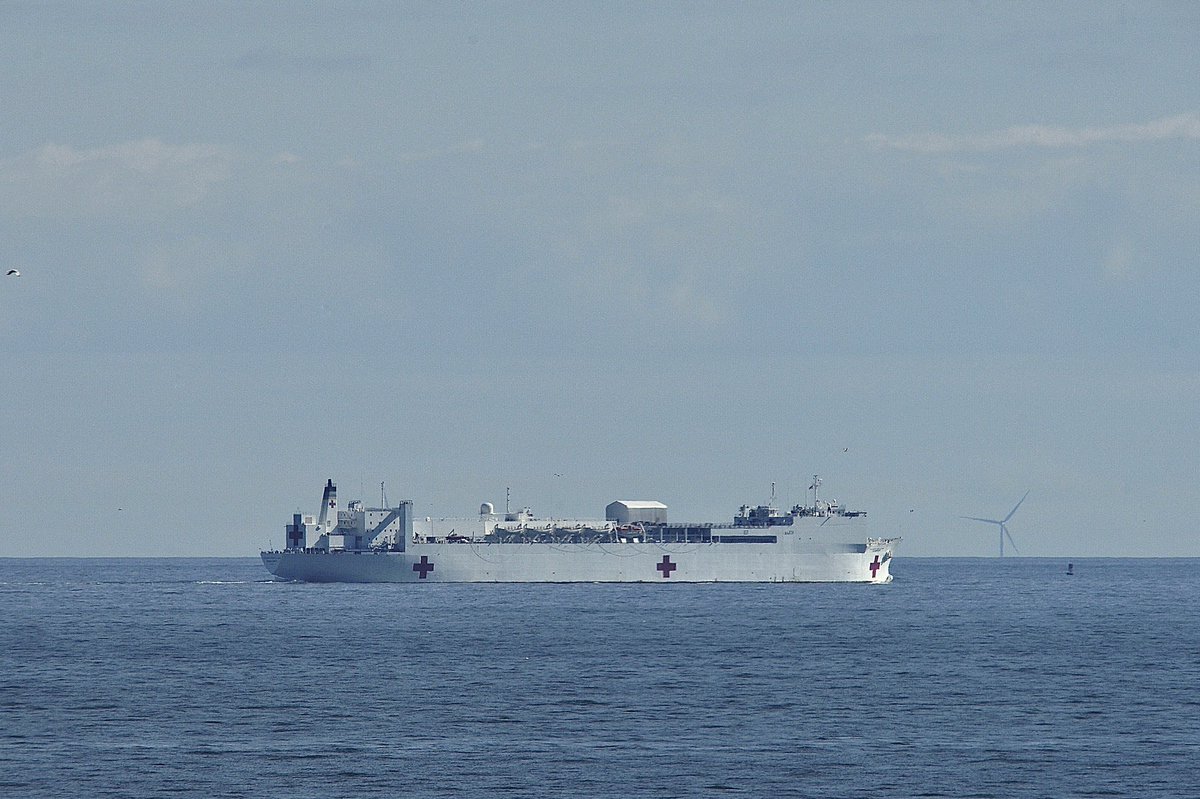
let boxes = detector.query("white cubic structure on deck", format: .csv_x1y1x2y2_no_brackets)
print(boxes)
606,500,668,525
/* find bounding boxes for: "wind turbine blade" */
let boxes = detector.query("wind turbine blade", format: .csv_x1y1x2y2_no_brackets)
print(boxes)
1002,490,1030,524
961,516,1002,524
1003,525,1020,555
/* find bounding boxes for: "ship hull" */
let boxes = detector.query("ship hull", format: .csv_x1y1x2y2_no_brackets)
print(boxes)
260,538,898,583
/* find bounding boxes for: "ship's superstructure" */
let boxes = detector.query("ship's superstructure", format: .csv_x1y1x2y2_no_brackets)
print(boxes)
261,477,899,583
285,479,412,553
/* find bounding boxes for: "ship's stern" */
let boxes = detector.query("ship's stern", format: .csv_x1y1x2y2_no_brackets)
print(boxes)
260,551,283,578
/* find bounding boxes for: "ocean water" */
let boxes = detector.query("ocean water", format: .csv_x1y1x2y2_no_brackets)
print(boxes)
1,558,1197,798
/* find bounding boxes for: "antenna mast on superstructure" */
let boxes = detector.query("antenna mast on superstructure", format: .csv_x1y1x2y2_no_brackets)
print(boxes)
381,481,387,508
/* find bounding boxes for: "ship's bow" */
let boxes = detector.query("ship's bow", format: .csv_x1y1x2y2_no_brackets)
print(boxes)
866,537,900,583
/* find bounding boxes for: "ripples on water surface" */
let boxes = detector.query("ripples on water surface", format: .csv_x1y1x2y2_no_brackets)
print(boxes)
2,558,1197,798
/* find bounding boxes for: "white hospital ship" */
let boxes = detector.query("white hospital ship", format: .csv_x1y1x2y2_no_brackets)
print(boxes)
261,477,899,583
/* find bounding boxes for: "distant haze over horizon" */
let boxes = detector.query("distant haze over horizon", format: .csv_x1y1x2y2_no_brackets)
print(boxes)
2,3,1197,558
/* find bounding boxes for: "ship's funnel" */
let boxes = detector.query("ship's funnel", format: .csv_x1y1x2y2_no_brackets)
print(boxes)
318,479,337,532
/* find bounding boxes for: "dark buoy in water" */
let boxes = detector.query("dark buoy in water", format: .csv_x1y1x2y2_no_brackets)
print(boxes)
1066,562,1074,576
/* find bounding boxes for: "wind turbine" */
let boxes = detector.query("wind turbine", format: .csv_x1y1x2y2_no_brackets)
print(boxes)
962,490,1029,557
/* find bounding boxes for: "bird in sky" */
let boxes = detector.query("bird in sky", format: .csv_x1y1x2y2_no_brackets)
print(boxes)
5,269,19,277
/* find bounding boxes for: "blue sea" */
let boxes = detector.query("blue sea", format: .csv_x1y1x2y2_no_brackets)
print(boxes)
2,558,1197,798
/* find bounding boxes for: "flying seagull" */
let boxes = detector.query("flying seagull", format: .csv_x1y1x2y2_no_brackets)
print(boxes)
962,490,1029,557
5,269,19,277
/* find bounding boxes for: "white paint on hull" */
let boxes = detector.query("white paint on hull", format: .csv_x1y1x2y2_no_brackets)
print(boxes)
261,538,898,583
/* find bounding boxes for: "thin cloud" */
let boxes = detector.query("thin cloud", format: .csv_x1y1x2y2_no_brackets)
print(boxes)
398,139,485,163
232,47,373,73
0,139,233,217
866,112,1200,153
1103,240,1136,282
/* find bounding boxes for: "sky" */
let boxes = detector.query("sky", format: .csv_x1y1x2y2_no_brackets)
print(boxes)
2,1,1198,558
